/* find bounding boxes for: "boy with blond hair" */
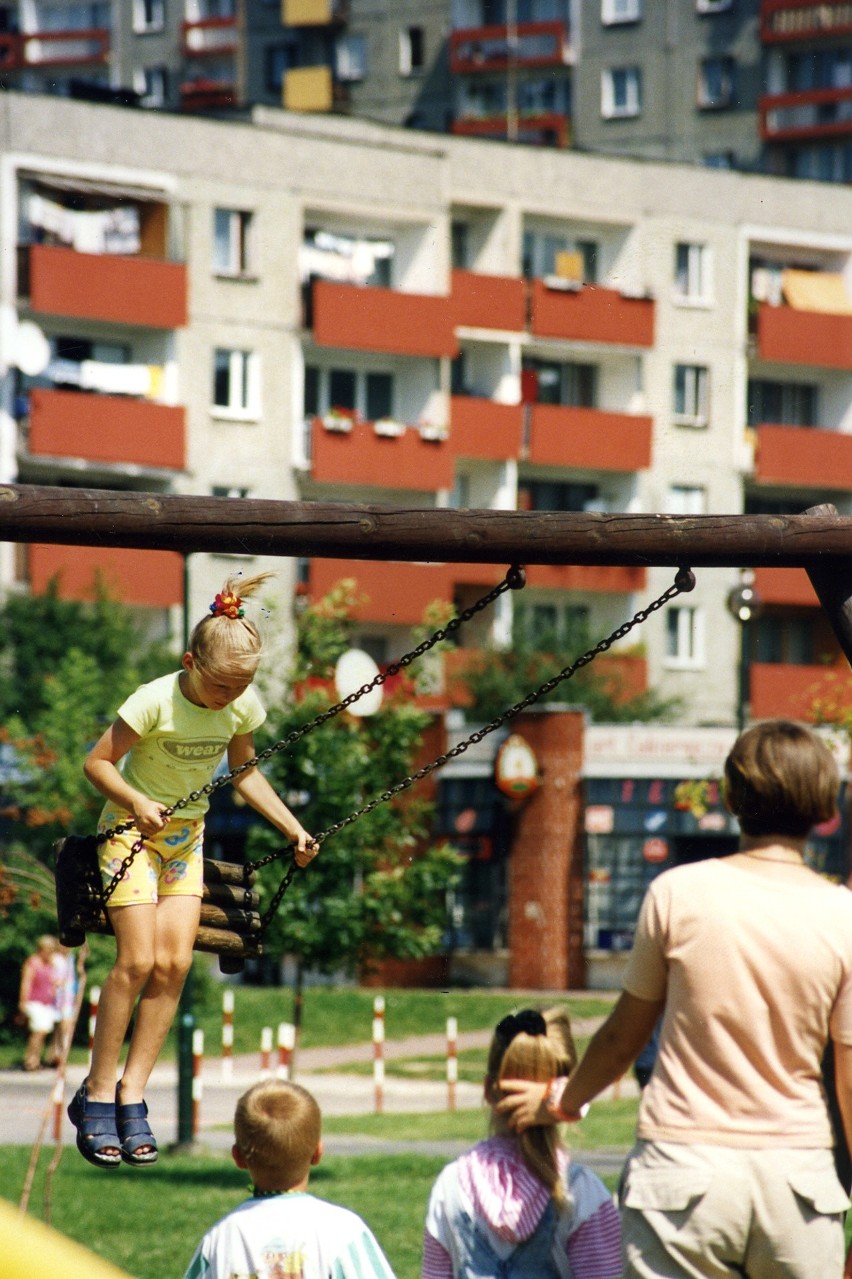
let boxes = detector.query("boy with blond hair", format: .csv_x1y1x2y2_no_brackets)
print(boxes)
183,1081,398,1279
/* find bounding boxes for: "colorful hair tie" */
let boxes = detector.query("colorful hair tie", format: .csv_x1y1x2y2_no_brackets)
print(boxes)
210,591,245,619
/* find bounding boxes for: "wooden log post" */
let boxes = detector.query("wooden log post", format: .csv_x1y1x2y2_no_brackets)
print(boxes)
803,503,852,668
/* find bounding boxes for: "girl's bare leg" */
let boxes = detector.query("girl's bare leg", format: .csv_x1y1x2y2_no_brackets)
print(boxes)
86,903,157,1104
120,894,201,1105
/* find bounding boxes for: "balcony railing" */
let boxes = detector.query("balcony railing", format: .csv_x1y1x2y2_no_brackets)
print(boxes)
311,279,458,358
530,278,654,346
309,418,453,490
760,0,852,43
181,17,237,56
754,301,852,368
750,660,848,721
451,112,570,147
524,564,647,594
27,388,185,471
22,243,188,329
20,27,109,67
760,86,852,140
753,423,852,489
528,404,652,472
282,0,349,25
449,397,523,460
28,544,183,609
451,268,527,332
450,21,571,74
753,566,818,607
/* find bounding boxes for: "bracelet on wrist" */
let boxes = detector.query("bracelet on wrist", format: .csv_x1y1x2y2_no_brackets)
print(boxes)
543,1077,588,1123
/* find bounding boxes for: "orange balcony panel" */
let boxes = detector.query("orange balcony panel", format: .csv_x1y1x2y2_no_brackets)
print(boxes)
755,302,852,369
179,80,238,110
451,269,527,331
525,564,646,593
450,21,569,73
760,87,852,141
749,661,848,721
530,278,654,346
753,566,818,607
309,558,453,624
529,404,652,471
29,388,185,471
760,0,852,43
27,244,187,329
451,113,570,147
312,280,457,358
754,424,852,489
311,420,453,490
450,397,523,460
29,544,183,609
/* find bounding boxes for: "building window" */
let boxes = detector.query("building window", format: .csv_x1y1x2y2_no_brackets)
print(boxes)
665,485,706,515
665,606,705,668
704,151,735,169
336,33,367,82
752,615,816,665
133,0,165,32
134,65,168,107
328,368,357,413
522,231,598,282
601,66,642,119
673,364,709,426
517,480,600,512
521,358,597,407
747,379,818,427
696,0,733,12
602,0,642,23
399,25,424,76
266,41,300,92
517,601,590,648
212,485,250,499
213,348,258,417
674,241,710,302
366,372,393,421
698,55,735,109
213,208,254,277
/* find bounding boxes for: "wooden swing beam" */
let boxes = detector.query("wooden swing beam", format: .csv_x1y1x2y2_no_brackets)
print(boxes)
1,483,851,567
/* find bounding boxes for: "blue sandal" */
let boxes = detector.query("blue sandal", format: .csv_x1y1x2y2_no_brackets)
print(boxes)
116,1087,158,1166
67,1081,121,1169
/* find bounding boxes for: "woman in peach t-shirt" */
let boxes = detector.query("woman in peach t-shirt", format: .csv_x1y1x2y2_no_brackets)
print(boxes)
500,720,852,1279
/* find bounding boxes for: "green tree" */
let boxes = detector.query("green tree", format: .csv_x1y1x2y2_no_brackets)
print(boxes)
247,583,461,1032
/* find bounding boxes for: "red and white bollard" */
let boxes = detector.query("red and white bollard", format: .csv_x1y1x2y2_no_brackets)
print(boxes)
277,1023,295,1080
373,995,385,1115
192,1028,204,1139
87,985,100,1066
446,1016,458,1112
221,989,234,1082
260,1026,273,1078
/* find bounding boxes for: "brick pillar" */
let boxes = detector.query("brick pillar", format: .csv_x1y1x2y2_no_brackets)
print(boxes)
507,709,586,991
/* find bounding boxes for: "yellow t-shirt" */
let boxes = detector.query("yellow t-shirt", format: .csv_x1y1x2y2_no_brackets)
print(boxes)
116,672,266,818
623,857,852,1148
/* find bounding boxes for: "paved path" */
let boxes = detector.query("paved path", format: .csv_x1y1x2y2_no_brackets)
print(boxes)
0,1025,635,1183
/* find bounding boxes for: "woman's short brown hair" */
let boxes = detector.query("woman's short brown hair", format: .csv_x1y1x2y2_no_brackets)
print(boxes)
724,719,839,837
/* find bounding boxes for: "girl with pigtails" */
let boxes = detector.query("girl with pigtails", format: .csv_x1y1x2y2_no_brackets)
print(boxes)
69,573,316,1170
423,1007,622,1279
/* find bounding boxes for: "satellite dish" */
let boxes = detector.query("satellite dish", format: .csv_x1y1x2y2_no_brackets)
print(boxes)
13,321,51,377
334,648,383,717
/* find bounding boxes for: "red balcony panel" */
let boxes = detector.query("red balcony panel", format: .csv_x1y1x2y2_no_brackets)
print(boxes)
311,419,453,490
759,87,852,141
450,397,523,460
525,564,646,593
754,424,852,489
312,280,457,358
760,0,852,43
29,544,183,609
29,388,185,470
27,244,187,329
179,80,238,110
749,661,848,721
450,21,569,73
528,404,652,471
753,566,818,607
181,17,237,56
451,269,527,331
755,302,852,369
22,26,109,67
309,558,453,624
0,33,23,69
530,278,654,346
451,113,570,147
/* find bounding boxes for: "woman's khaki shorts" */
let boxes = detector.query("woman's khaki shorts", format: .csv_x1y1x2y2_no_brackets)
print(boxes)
620,1139,849,1279
97,805,204,907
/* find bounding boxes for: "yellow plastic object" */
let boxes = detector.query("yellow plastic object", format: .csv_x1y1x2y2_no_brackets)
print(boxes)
0,1199,132,1279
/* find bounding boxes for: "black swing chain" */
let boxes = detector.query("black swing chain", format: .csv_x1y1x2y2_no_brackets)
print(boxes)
250,566,697,935
96,565,527,907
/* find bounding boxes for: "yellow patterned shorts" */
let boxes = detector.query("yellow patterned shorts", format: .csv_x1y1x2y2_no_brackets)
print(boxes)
97,805,205,907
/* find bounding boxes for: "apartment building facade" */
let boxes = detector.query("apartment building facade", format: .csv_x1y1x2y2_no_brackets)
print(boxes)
3,2,852,184
3,91,852,981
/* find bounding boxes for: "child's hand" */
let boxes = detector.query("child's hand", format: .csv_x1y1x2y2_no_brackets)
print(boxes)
291,827,318,868
132,797,169,837
495,1079,551,1132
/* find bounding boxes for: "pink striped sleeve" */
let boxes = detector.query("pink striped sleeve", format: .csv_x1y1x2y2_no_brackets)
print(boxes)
422,1228,453,1279
565,1199,623,1279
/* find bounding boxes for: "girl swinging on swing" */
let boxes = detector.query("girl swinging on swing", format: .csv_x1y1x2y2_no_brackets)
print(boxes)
69,573,316,1169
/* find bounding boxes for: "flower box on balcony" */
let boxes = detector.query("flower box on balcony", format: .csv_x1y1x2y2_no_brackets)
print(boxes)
373,417,406,437
419,423,449,442
322,409,356,432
